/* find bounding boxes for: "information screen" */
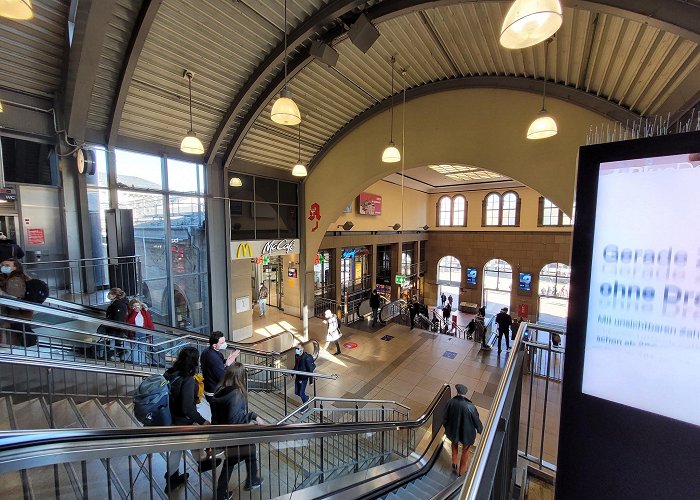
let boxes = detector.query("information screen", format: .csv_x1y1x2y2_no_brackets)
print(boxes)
466,267,477,285
582,151,700,426
518,272,532,291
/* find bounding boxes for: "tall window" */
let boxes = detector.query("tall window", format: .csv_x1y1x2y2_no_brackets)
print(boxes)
452,195,466,226
438,197,451,226
483,191,520,226
437,256,461,285
483,259,512,315
538,262,571,328
539,198,573,226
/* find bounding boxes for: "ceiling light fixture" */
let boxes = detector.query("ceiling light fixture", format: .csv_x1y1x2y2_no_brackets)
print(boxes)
229,176,242,187
500,0,562,49
527,38,557,140
180,70,205,155
0,101,3,113
0,0,33,20
292,123,307,177
271,0,301,126
382,56,400,163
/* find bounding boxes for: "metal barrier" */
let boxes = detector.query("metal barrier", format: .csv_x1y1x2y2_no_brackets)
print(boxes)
23,255,143,307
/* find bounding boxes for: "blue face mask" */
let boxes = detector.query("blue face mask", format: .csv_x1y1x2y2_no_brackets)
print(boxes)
1,266,12,275
295,348,302,355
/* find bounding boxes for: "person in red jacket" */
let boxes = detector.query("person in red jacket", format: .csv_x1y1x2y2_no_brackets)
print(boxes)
126,299,154,365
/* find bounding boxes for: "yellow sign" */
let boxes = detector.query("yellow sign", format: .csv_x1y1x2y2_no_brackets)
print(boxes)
236,242,253,258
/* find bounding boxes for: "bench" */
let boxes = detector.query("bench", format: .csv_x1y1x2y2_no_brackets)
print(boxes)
459,302,478,313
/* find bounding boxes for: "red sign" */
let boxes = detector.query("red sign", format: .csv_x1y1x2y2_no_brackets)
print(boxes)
518,303,529,318
358,192,382,215
342,342,358,349
26,228,45,245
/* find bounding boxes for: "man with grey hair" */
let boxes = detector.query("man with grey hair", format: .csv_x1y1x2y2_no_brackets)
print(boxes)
443,384,483,476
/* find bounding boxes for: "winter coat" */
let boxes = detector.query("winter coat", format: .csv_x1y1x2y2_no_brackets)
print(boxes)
164,369,206,425
0,273,32,321
443,395,483,446
495,312,512,334
105,297,130,337
126,308,154,340
0,239,24,262
293,352,315,382
326,314,341,341
200,347,226,394
210,386,258,425
369,292,380,309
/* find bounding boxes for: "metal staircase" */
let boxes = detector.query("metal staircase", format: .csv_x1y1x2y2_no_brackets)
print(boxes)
383,468,454,499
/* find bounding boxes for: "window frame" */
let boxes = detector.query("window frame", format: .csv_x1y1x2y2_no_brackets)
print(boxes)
452,195,467,226
482,191,521,227
537,197,573,226
437,196,452,226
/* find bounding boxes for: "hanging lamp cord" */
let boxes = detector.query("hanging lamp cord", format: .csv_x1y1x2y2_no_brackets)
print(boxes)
297,123,301,162
400,70,406,241
283,0,288,88
188,73,194,132
542,39,549,111
390,56,395,142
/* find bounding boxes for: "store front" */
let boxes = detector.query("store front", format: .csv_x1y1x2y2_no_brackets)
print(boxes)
376,244,393,300
314,250,335,299
340,246,372,315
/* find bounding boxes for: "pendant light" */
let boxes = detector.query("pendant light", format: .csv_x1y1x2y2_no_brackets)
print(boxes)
500,0,562,50
527,39,557,140
229,176,242,187
291,123,307,177
382,56,400,163
0,101,3,113
271,0,301,126
180,70,205,155
0,0,33,20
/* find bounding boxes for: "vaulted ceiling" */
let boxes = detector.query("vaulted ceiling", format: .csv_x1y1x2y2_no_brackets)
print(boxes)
1,0,699,176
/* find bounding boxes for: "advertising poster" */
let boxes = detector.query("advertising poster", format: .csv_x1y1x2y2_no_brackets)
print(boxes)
358,192,382,215
582,152,700,426
466,267,477,285
518,272,532,291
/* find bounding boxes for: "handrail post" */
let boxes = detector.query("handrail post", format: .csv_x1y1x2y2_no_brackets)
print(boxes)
283,375,288,415
354,403,359,472
380,404,386,464
47,367,54,429
319,402,325,483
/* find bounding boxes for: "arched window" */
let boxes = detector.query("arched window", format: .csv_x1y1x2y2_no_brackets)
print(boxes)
438,197,451,226
452,195,466,226
437,255,461,285
501,191,518,226
539,197,573,226
484,193,500,226
482,258,512,315
538,262,571,328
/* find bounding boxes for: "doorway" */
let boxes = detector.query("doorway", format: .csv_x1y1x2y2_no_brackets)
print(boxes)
253,256,283,311
438,284,459,309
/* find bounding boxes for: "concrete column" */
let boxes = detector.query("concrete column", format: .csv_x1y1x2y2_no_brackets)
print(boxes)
207,159,229,333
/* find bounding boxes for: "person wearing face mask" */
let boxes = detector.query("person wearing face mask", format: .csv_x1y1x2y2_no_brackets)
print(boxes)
293,342,316,404
201,331,239,405
0,258,33,345
126,299,154,365
97,288,130,361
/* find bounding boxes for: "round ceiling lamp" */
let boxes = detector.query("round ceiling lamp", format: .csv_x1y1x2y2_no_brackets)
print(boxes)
229,177,242,187
180,70,205,155
527,38,557,140
500,0,562,49
291,123,307,177
0,0,33,20
271,0,301,126
382,56,400,163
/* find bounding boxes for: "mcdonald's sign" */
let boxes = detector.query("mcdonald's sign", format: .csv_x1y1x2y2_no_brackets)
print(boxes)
236,242,253,258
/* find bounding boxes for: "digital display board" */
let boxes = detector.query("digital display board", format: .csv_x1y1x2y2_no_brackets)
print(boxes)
581,151,700,426
518,272,532,291
466,267,477,285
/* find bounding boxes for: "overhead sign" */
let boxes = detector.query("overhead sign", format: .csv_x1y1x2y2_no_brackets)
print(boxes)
395,275,406,284
0,188,17,202
341,247,369,259
230,239,300,260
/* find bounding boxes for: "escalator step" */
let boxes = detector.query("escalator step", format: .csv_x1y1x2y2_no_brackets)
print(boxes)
394,486,422,500
422,476,446,492
406,483,430,498
416,477,441,495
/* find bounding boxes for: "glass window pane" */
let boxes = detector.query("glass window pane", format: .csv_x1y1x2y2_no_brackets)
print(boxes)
439,197,451,226
86,148,109,188
167,158,203,194
115,149,163,190
169,195,206,275
279,181,298,205
278,205,298,239
453,196,465,225
173,274,209,333
228,173,254,201
141,277,171,324
255,202,278,239
502,193,517,225
255,177,278,203
486,194,500,225
230,201,255,240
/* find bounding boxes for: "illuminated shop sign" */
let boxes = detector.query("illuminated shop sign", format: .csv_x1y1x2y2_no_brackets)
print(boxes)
341,247,369,259
230,239,299,260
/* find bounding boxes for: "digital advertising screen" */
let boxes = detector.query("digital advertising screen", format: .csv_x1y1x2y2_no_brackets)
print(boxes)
581,151,700,426
518,272,532,291
466,267,477,285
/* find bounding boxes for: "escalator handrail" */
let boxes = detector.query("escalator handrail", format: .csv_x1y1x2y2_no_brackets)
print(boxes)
277,396,410,425
0,385,451,471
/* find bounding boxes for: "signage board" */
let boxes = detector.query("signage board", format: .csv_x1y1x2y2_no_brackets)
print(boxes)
230,239,299,260
466,267,477,285
341,247,369,260
358,192,382,215
26,228,45,245
394,275,405,284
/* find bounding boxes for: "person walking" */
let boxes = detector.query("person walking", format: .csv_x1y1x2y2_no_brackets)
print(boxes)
257,283,268,317
440,292,447,308
0,258,32,345
442,301,452,334
324,309,342,355
210,363,265,498
293,342,315,404
409,297,418,330
99,287,130,360
163,347,220,494
474,313,491,350
495,307,513,354
200,331,239,405
443,384,483,476
125,299,154,365
369,288,381,327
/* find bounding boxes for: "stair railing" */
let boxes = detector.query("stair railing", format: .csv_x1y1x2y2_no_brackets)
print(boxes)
0,385,451,500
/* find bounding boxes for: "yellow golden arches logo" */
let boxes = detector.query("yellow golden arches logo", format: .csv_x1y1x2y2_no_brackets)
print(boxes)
236,243,253,258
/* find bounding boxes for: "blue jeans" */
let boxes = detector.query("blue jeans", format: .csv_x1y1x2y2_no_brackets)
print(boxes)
127,333,148,364
259,299,267,316
295,378,309,403
372,308,379,325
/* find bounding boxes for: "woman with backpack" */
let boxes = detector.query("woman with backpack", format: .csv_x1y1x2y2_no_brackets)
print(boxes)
210,362,265,499
0,258,33,345
163,346,220,494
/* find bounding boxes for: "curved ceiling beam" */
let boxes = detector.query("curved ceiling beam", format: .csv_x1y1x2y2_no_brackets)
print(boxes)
308,75,641,170
204,0,367,165
221,0,699,169
107,0,162,149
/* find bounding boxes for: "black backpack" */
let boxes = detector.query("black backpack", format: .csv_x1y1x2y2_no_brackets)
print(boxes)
133,374,180,426
25,279,49,304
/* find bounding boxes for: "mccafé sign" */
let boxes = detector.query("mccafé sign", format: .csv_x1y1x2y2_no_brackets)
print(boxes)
231,239,300,260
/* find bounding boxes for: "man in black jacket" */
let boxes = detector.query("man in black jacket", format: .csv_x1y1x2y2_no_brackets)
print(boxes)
0,233,24,262
495,307,513,354
443,384,483,476
370,289,381,326
293,342,315,404
99,288,129,360
200,331,239,405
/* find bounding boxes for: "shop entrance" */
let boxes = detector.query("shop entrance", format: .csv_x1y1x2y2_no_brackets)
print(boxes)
0,215,19,242
253,256,283,311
